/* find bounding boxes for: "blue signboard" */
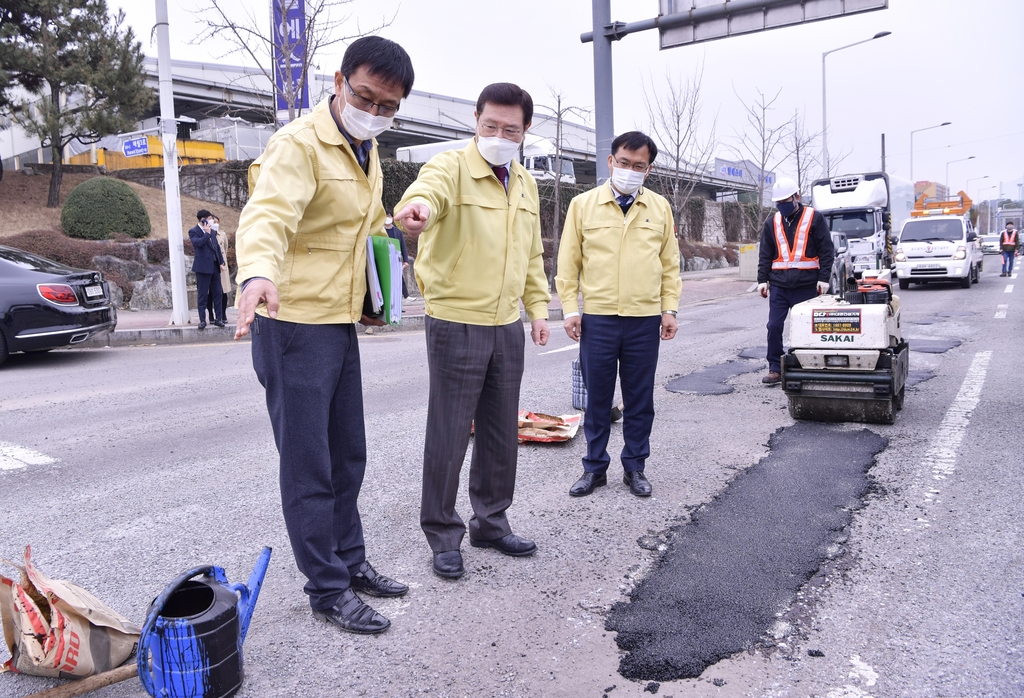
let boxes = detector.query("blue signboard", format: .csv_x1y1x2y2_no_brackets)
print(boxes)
122,137,149,158
272,0,309,117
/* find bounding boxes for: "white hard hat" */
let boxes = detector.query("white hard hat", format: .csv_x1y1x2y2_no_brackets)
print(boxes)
771,177,800,202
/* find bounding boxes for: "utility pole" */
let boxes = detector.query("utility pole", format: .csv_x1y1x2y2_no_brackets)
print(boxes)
591,0,614,183
881,133,886,172
156,0,189,325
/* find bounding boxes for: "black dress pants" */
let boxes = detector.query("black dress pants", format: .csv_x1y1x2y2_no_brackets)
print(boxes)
195,271,223,323
251,315,367,612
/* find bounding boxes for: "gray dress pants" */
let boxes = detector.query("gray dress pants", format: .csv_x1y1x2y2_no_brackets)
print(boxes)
421,316,526,552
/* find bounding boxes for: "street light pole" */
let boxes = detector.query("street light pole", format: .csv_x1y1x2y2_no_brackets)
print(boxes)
945,155,975,194
978,185,997,234
910,121,951,182
821,31,890,178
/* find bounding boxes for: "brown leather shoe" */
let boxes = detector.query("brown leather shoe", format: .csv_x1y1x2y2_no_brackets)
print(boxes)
762,371,781,385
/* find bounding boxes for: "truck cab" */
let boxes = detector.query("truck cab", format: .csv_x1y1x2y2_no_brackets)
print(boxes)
894,214,982,289
812,173,914,280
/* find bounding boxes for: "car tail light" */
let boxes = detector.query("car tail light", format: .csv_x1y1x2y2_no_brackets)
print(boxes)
37,283,80,305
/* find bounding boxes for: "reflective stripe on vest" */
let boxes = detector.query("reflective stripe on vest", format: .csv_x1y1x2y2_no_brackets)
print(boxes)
771,206,820,270
1004,230,1017,245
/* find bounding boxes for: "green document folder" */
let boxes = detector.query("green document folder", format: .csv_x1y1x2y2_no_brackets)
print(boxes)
371,235,402,325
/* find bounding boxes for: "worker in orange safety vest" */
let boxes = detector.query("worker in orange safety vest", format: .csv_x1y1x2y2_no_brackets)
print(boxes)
756,176,834,385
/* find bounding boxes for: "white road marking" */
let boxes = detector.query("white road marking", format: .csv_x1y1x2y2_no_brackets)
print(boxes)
826,654,879,697
995,304,1008,319
1006,284,1014,293
920,352,991,511
539,344,579,355
0,442,57,471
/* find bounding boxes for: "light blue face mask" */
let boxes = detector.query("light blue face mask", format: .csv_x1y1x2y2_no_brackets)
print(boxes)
776,200,798,217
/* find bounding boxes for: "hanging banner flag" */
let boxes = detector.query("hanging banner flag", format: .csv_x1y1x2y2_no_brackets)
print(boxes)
271,0,309,123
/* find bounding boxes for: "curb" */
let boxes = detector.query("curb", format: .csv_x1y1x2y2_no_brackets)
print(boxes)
78,309,571,348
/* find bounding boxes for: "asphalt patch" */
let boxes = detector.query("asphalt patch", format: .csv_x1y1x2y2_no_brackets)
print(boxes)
909,338,962,354
738,346,767,360
907,369,936,387
605,423,887,681
665,360,761,395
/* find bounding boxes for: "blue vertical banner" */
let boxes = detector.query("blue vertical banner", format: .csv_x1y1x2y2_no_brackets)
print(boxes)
272,0,309,121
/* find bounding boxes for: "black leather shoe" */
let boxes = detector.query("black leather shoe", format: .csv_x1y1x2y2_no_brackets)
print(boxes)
623,470,652,497
213,320,226,328
349,561,408,598
469,533,537,557
432,550,465,578
312,589,390,635
197,321,207,330
569,472,607,497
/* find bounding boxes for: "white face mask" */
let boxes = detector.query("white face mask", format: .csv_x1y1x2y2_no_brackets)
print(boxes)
211,223,220,232
340,99,393,141
477,136,521,166
385,217,393,226
610,166,647,195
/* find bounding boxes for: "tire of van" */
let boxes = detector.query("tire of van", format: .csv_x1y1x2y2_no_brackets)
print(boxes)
898,278,910,290
960,270,972,288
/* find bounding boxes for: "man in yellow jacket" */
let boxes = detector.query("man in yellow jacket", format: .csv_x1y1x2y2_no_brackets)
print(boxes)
556,131,681,498
395,83,550,580
233,37,413,636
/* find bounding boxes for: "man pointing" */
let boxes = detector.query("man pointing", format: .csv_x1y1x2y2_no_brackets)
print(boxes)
395,82,550,580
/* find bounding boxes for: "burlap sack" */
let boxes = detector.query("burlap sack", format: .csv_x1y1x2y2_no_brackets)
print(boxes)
0,546,140,678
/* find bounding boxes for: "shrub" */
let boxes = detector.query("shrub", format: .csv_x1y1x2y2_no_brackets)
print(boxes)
61,177,151,240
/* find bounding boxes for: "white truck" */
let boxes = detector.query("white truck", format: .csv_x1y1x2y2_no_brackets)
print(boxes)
396,135,575,184
893,191,983,290
811,172,915,279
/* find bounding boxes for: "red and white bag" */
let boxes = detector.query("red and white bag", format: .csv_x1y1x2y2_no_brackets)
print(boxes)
0,546,140,678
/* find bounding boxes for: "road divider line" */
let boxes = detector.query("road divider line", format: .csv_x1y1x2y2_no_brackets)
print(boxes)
0,442,57,471
921,351,991,487
539,344,579,355
995,304,1008,319
1006,285,1014,293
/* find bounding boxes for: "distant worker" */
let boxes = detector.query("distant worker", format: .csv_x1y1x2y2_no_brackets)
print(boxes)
556,131,680,498
1000,222,1019,277
394,82,550,580
233,36,415,635
756,177,833,385
188,209,226,329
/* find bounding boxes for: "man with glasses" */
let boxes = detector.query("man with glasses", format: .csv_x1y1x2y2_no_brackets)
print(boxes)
233,36,414,636
394,83,550,580
555,131,680,498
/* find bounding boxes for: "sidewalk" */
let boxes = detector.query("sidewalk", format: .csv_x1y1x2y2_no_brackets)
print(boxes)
80,267,752,348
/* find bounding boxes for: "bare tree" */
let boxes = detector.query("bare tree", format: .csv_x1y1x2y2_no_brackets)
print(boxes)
787,109,821,197
192,0,394,125
731,87,790,234
642,65,717,241
533,88,590,285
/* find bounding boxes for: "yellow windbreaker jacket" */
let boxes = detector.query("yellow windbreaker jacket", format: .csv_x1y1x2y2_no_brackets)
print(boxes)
396,140,550,326
556,184,681,316
235,98,386,324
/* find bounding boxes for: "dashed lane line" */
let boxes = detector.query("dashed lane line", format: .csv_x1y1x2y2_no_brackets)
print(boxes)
0,442,57,471
919,351,992,520
995,304,1008,319
538,344,579,355
1006,284,1014,293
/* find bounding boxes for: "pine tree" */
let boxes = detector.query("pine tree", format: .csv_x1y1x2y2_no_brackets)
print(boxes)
5,0,153,206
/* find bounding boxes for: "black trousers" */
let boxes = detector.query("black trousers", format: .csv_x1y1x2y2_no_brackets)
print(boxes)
195,271,224,323
579,314,662,474
251,315,366,612
421,316,525,552
766,285,819,372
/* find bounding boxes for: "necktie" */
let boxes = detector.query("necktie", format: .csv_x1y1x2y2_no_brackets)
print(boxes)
492,165,508,192
617,194,633,215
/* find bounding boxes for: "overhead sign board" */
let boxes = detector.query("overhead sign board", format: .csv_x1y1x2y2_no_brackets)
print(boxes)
715,158,775,187
122,137,149,158
658,0,889,49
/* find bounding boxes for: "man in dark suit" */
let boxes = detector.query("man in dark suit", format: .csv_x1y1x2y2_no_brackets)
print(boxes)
188,209,226,329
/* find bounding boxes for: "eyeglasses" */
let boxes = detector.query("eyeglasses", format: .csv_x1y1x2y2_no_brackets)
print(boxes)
479,123,524,139
343,77,400,117
613,157,649,173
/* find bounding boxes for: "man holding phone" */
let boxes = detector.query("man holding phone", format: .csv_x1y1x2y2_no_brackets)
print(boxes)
188,209,226,329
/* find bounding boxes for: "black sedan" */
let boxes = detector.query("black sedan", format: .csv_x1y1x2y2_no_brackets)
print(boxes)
0,245,117,366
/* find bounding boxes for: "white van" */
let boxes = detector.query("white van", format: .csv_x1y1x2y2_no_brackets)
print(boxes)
893,215,983,290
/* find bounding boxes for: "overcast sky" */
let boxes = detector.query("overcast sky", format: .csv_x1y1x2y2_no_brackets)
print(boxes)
119,0,1023,201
